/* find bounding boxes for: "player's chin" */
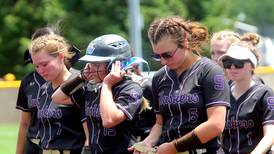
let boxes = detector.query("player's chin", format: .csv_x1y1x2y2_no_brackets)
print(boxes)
166,64,176,70
41,75,50,81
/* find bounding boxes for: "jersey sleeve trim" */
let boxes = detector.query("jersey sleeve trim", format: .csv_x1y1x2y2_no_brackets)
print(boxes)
206,101,230,108
116,103,133,120
262,120,274,125
16,106,31,112
81,117,87,123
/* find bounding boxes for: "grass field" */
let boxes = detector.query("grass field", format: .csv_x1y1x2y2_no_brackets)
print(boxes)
0,124,18,154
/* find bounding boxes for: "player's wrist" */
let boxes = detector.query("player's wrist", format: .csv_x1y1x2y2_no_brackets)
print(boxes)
172,131,202,152
60,75,86,96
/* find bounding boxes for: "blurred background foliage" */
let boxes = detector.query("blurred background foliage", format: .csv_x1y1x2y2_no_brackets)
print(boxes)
1,0,274,79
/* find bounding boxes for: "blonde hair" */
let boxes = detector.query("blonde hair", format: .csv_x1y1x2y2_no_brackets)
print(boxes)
211,30,240,45
148,16,208,53
29,34,75,66
233,32,261,62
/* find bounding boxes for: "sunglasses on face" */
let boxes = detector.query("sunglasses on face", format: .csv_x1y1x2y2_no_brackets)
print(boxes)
151,46,179,61
222,58,250,69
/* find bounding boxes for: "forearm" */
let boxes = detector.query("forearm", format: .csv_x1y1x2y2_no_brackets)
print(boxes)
82,122,89,146
172,106,226,152
100,83,125,128
171,122,222,152
52,87,73,105
16,125,28,154
16,112,30,154
251,135,274,154
194,106,226,143
52,74,86,105
193,119,224,143
60,74,85,96
142,123,162,147
251,125,274,154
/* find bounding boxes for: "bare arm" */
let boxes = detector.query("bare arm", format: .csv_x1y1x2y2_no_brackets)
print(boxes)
100,61,127,128
251,124,274,154
52,87,73,105
16,111,31,154
128,114,163,153
194,106,226,143
156,106,226,153
100,82,127,128
82,121,89,146
141,114,163,147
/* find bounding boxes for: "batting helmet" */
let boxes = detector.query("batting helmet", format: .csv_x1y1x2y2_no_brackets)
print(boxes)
79,34,131,63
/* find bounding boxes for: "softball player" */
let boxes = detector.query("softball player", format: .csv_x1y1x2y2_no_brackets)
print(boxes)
16,27,56,154
16,70,45,154
219,33,274,154
126,66,156,141
210,31,264,84
131,16,230,154
29,34,85,153
52,34,146,154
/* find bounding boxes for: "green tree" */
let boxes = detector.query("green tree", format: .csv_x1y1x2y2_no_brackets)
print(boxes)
0,0,235,78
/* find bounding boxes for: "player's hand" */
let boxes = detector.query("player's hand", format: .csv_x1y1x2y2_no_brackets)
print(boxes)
155,142,177,154
128,141,153,154
103,61,125,86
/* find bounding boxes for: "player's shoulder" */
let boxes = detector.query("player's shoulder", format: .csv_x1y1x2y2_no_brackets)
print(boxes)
199,57,222,70
152,66,166,81
116,76,142,89
254,83,274,94
21,71,45,84
21,71,36,82
198,57,224,76
20,71,38,88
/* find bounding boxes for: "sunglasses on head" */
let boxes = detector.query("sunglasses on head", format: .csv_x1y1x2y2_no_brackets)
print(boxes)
222,58,250,69
151,46,179,61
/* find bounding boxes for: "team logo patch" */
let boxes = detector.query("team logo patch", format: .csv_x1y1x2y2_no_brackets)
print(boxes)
267,97,274,110
130,90,140,100
86,45,95,55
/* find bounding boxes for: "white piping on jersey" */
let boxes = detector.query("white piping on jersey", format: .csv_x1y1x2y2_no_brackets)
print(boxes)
33,72,43,139
117,103,133,120
227,110,233,152
177,65,201,138
39,84,53,148
164,66,175,141
45,117,52,148
235,85,262,154
97,130,103,152
88,94,99,144
164,64,201,141
40,85,48,146
178,65,201,93
206,101,230,107
16,106,30,112
45,86,52,148
90,117,103,152
90,118,95,144
263,120,274,125
178,65,201,139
